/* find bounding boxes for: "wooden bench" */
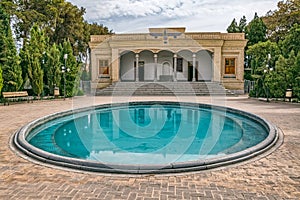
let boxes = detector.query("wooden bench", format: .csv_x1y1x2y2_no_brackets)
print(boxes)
2,91,32,105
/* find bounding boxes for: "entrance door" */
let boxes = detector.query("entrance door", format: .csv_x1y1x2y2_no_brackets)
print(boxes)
139,62,144,81
188,62,193,81
188,61,198,81
134,61,144,81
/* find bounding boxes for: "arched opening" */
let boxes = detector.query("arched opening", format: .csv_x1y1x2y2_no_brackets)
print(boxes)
162,61,172,76
157,50,174,81
139,50,154,81
120,51,135,81
177,50,193,81
196,50,213,81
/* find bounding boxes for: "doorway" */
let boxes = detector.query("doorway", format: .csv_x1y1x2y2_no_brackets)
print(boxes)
134,61,145,81
188,61,198,81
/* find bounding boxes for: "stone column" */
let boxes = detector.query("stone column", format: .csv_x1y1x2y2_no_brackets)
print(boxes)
213,47,222,82
154,54,158,82
111,49,119,82
173,54,177,82
90,49,98,91
192,53,196,82
237,49,244,81
135,53,139,82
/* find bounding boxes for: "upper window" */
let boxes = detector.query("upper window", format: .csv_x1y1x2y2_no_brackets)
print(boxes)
225,58,235,75
99,60,109,75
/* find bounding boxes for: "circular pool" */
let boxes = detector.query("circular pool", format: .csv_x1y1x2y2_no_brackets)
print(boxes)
13,101,279,174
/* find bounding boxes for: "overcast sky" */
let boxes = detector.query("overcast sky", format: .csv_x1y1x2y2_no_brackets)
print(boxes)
68,0,279,33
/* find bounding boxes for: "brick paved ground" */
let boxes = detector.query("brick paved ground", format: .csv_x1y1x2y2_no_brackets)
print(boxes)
0,96,299,199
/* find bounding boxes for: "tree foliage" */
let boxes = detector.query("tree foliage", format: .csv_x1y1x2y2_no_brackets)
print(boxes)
280,24,300,57
238,16,247,33
44,43,61,95
88,22,113,35
263,0,300,42
0,67,3,94
245,13,267,46
23,24,47,97
60,40,79,97
0,4,22,92
247,41,280,73
227,19,239,33
226,16,247,33
0,0,115,97
266,51,299,98
12,0,112,60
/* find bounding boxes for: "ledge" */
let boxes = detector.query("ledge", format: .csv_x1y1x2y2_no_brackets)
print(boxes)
13,101,280,174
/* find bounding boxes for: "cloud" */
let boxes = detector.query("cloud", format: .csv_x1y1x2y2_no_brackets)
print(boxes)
81,0,196,19
68,0,278,33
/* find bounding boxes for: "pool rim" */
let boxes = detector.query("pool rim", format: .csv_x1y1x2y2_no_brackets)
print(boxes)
13,101,279,174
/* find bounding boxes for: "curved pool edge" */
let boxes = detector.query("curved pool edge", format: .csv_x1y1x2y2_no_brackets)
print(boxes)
12,101,281,174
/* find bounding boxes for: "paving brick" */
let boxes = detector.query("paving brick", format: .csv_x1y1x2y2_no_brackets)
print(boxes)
0,96,299,199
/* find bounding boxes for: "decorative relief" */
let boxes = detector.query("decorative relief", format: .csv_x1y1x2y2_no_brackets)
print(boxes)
221,34,245,40
91,33,245,43
187,33,222,40
90,35,111,42
187,33,245,40
112,34,148,40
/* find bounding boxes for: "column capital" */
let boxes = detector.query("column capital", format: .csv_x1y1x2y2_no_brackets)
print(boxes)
154,53,158,58
173,53,177,58
135,53,139,58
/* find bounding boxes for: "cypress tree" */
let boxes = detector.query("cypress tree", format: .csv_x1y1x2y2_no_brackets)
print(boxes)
0,67,3,94
0,4,22,92
245,13,267,46
60,40,79,97
23,24,47,97
44,43,61,95
227,19,239,33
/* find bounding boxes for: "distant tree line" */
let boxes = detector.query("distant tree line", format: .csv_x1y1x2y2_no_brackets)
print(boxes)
0,0,112,97
227,0,300,100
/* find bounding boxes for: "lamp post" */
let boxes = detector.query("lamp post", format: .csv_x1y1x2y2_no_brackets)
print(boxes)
62,54,70,100
263,54,273,102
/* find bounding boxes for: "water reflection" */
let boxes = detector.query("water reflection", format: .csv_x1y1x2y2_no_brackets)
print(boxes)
28,104,264,165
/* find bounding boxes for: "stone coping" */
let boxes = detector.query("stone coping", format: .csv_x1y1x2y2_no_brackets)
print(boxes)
13,101,279,174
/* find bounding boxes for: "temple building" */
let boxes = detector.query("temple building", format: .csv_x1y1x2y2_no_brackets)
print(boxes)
89,27,247,94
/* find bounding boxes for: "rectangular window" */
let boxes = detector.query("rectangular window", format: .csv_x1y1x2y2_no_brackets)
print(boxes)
176,58,183,72
225,58,236,75
99,60,109,75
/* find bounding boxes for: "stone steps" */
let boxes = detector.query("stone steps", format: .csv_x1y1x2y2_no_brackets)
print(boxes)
95,82,236,96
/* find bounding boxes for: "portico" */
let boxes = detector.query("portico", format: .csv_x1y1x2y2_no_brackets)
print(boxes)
119,49,213,82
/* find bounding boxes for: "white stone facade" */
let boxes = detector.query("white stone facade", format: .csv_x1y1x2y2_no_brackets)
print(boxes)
89,27,247,93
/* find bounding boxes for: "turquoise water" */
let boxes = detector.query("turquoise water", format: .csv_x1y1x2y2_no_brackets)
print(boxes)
28,103,268,165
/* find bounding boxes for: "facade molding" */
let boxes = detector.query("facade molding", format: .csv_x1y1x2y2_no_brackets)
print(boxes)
89,27,247,91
